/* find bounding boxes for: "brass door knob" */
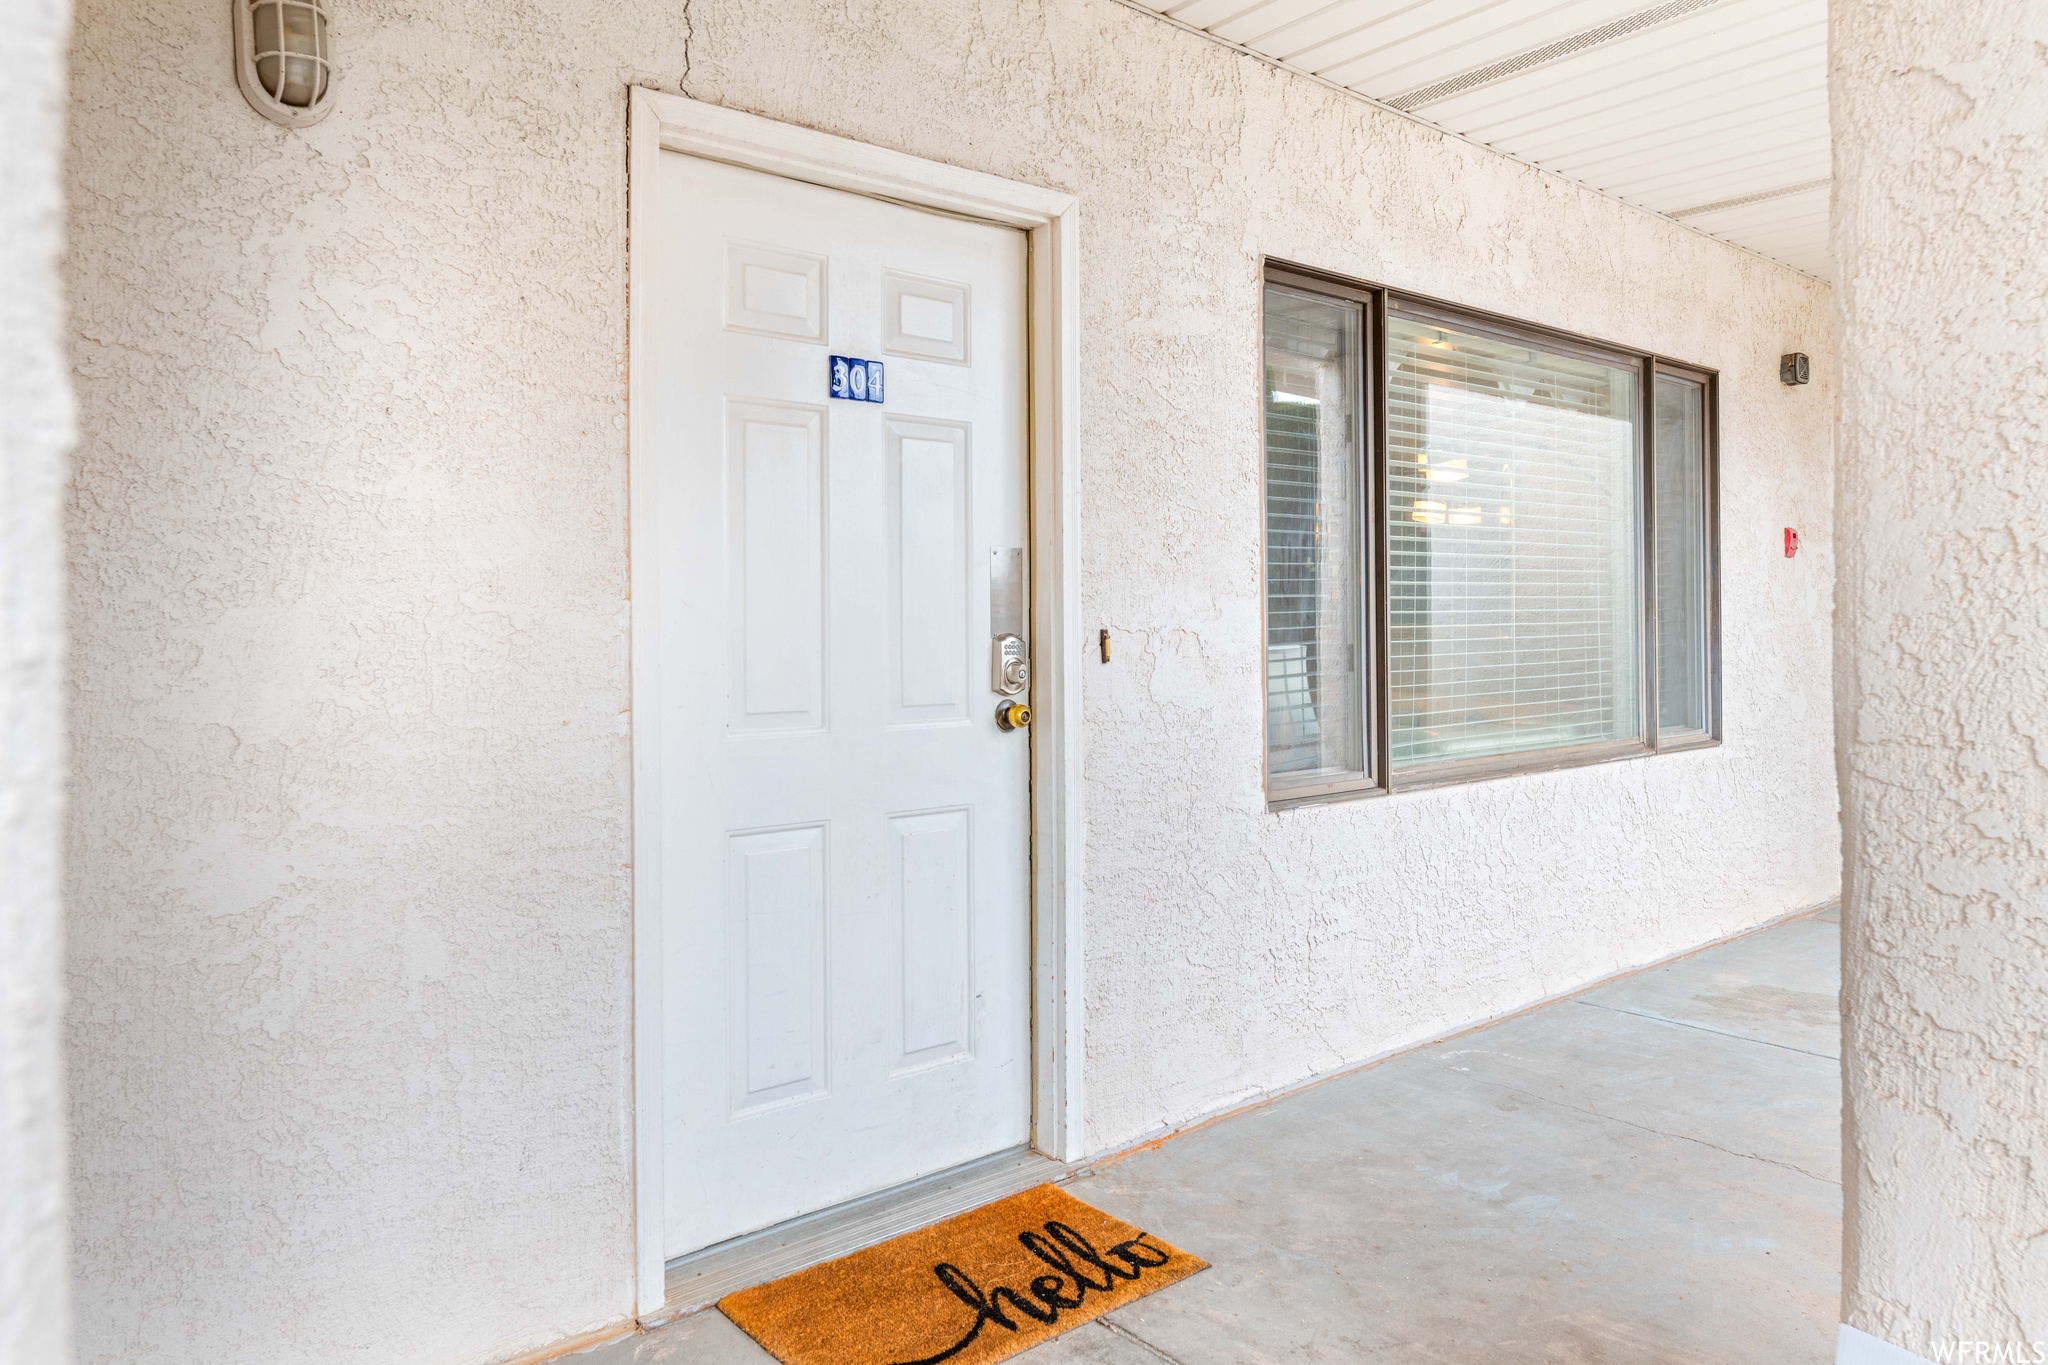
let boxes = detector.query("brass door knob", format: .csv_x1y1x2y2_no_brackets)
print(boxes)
995,700,1030,731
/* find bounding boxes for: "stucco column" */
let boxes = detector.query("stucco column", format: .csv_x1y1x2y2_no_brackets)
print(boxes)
0,2,76,1363
1833,0,2048,1359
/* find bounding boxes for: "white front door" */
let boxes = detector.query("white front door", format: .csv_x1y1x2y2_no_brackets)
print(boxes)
647,152,1033,1258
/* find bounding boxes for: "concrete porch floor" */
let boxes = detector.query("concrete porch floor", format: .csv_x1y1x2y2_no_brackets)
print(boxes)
585,908,1841,1364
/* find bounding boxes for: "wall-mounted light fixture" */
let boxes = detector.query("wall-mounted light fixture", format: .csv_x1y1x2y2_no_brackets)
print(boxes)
234,0,334,128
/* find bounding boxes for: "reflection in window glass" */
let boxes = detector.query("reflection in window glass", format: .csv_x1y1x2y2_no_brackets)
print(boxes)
1655,376,1710,735
1386,316,1640,768
1263,287,1366,787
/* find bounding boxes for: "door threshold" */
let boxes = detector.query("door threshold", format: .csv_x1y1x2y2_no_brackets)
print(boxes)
658,1146,1072,1320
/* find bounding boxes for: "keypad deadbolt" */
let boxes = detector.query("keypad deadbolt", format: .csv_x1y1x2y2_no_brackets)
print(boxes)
993,634,1028,696
990,548,1028,730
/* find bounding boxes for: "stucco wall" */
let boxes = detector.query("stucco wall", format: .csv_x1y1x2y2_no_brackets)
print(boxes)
671,0,1839,1147
64,0,1838,1361
1834,0,2048,1354
2,3,75,1365
62,3,668,1363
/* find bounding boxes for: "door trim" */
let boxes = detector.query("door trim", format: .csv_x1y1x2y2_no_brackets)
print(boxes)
625,88,1085,1318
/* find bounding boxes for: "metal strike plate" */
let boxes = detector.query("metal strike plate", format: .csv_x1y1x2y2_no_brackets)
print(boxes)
990,548,1027,696
990,548,1024,638
993,634,1028,696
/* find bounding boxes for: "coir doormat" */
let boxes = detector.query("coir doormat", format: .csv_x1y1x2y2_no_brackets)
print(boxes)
718,1183,1207,1365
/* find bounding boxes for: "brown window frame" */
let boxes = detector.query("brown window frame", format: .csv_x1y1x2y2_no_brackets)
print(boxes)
1261,261,1722,810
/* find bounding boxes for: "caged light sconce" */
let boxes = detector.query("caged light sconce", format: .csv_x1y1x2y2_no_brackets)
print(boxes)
234,0,335,128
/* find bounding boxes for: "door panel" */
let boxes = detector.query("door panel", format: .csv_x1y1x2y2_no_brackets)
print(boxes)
892,807,973,1069
727,401,825,733
651,152,1031,1258
889,419,971,724
725,241,826,341
883,270,971,364
727,825,828,1111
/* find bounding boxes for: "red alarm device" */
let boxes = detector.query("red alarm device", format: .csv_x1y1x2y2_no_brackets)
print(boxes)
1784,527,1800,558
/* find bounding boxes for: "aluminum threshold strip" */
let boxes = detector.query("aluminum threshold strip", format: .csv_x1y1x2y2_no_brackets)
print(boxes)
661,1145,1073,1317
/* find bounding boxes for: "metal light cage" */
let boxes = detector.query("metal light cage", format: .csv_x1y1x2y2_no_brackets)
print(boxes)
234,0,334,128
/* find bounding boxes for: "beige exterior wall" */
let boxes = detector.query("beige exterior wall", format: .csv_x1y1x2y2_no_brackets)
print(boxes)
63,0,1838,1360
2,3,75,1364
1834,0,2048,1354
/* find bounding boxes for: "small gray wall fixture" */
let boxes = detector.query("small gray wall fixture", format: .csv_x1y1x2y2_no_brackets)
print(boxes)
1834,0,2048,1355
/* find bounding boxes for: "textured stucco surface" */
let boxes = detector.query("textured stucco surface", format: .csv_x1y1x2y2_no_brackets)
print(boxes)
63,3,664,1362
1833,0,2048,1352
2,3,75,1364
64,0,1838,1361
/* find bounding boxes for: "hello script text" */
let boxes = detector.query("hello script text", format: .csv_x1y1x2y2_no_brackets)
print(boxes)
892,1219,1175,1365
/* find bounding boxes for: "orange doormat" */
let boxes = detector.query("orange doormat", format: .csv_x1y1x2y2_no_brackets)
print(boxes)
718,1183,1207,1365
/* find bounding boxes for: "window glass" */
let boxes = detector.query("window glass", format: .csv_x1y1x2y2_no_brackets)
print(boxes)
1264,286,1367,787
1386,315,1641,768
1655,376,1710,735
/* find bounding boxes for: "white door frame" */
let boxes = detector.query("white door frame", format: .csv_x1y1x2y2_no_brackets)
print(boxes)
625,88,1085,1317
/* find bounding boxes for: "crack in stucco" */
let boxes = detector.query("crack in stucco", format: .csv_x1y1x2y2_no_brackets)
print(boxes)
680,0,694,90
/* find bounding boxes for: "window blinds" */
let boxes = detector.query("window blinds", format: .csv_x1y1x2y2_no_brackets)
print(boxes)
1654,376,1710,735
1264,286,1366,786
1386,315,1641,768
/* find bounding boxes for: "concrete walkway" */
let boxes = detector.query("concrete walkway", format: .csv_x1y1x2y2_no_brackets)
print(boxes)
584,909,1841,1364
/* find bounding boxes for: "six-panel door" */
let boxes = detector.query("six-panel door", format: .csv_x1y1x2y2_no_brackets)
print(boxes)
650,152,1032,1257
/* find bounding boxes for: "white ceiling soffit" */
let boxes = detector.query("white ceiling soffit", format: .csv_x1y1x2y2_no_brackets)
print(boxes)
1129,0,1833,280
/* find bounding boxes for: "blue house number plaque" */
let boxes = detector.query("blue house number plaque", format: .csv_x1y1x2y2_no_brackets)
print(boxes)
829,356,885,404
